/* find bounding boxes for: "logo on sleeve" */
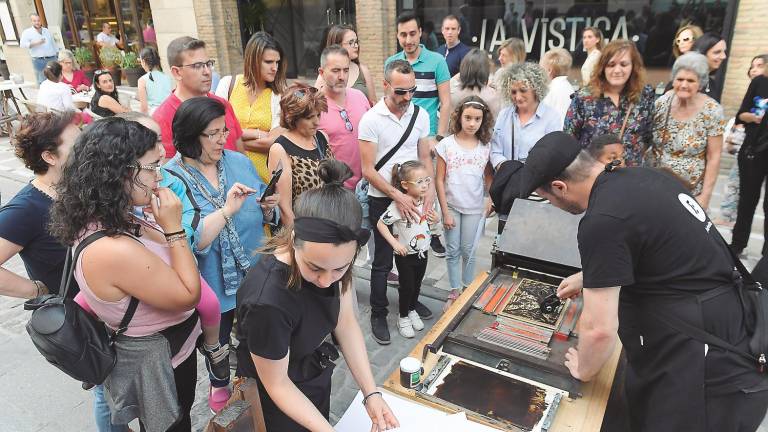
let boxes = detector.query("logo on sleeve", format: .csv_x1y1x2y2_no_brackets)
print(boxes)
678,193,706,222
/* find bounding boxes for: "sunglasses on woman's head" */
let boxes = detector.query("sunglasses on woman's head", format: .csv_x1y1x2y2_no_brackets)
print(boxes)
293,87,319,98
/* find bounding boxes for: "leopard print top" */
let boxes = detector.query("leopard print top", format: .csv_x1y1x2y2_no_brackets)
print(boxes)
274,132,334,205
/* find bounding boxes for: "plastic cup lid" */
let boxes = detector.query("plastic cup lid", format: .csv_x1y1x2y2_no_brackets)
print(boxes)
399,356,421,372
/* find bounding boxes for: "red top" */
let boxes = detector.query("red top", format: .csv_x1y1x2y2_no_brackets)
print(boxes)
152,92,244,158
60,70,91,90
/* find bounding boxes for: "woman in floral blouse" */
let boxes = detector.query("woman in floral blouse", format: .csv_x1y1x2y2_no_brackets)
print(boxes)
645,52,724,210
564,40,654,167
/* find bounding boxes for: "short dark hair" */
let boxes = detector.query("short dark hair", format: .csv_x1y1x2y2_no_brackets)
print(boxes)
442,15,460,27
14,111,75,174
587,134,621,160
693,33,724,59
167,36,206,67
172,97,226,159
384,59,413,81
458,49,490,91
396,11,420,28
43,60,62,82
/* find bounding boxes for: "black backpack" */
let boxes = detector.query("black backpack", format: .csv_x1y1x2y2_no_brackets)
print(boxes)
24,231,139,385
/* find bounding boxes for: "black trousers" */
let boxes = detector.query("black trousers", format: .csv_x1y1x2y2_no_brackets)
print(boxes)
369,196,394,317
732,148,768,254
703,389,768,432
394,254,428,318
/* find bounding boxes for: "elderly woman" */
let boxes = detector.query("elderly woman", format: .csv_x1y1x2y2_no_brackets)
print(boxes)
645,52,724,209
490,62,561,232
268,83,334,227
58,49,90,92
564,39,655,167
449,48,500,118
540,48,574,123
163,96,279,410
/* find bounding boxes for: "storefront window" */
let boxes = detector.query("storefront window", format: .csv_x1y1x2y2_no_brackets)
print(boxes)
400,0,735,88
238,0,356,78
58,0,152,54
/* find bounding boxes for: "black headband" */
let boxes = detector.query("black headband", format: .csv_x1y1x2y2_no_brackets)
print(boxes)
294,217,370,246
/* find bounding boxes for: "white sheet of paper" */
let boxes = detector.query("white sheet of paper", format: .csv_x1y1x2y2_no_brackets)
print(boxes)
335,390,448,432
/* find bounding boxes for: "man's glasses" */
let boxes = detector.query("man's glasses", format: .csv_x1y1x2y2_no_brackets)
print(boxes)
293,86,319,99
128,163,162,175
391,85,417,96
404,177,431,186
178,60,215,71
339,109,353,132
200,127,230,141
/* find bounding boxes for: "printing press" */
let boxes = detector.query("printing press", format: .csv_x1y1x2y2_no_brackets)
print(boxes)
410,198,588,431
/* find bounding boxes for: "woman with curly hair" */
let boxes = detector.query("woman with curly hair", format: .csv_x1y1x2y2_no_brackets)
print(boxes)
0,112,78,299
436,96,494,310
49,117,202,431
268,83,333,226
564,39,655,167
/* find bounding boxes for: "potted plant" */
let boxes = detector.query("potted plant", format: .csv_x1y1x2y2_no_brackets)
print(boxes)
74,47,97,83
98,46,123,86
121,51,143,87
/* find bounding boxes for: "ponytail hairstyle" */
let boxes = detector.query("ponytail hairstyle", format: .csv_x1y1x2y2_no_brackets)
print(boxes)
260,159,361,293
139,47,162,82
391,160,425,193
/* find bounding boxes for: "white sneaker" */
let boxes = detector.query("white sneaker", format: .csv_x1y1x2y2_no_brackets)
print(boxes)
398,316,415,338
408,310,424,331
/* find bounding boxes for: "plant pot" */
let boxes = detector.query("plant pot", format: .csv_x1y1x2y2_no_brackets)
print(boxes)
107,66,122,86
124,67,143,87
82,66,96,84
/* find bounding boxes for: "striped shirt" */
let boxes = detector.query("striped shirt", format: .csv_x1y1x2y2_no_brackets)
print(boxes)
386,45,450,135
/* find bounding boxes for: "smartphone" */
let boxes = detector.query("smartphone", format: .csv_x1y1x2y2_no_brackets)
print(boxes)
260,160,283,201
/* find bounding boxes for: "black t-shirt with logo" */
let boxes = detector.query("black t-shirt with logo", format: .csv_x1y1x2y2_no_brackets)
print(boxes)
578,167,763,396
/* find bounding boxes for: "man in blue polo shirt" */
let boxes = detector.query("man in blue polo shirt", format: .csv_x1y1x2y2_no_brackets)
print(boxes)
435,15,471,77
386,11,452,139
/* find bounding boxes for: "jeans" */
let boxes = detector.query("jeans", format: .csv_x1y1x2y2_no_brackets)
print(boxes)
32,56,55,84
444,208,484,289
732,148,768,254
210,309,235,388
93,385,128,432
394,254,427,317
369,196,394,317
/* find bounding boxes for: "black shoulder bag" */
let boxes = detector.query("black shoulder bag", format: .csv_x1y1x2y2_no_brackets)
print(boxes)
355,105,421,213
24,231,139,385
650,228,768,373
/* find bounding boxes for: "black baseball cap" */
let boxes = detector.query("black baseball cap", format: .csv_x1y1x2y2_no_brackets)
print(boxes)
516,131,583,198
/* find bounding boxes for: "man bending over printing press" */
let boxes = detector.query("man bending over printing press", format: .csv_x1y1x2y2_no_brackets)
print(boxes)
502,131,768,432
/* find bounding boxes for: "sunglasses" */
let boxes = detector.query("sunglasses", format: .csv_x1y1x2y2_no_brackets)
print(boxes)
391,85,417,96
676,36,692,44
293,86,319,98
339,109,353,132
93,69,111,77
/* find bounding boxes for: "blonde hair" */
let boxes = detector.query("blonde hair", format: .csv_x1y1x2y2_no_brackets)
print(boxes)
499,38,526,64
540,48,572,78
672,24,704,58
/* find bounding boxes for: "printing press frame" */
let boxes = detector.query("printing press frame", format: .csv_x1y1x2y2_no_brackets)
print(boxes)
382,199,624,431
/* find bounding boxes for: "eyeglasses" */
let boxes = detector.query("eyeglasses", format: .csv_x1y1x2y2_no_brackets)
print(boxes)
293,86,319,98
404,176,432,186
178,59,215,71
200,127,230,141
345,39,359,47
390,85,417,96
339,108,353,132
129,163,162,175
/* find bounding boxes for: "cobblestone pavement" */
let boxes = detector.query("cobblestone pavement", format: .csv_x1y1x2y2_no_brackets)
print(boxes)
0,131,766,430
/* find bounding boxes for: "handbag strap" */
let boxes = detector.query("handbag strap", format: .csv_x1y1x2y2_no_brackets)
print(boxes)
618,102,635,138
374,105,420,172
62,231,141,338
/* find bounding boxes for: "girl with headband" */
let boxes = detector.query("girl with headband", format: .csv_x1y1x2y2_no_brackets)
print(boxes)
236,159,399,431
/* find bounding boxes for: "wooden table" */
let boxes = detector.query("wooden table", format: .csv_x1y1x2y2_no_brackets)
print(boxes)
72,93,91,110
382,272,623,431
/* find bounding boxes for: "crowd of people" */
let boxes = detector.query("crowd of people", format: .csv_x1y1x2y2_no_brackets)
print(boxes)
4,6,768,432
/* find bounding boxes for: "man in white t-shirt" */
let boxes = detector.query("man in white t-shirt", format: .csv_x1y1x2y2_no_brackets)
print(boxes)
96,23,122,49
359,59,434,345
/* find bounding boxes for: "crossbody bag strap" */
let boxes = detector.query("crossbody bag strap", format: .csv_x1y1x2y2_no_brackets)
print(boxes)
618,102,635,138
374,105,420,172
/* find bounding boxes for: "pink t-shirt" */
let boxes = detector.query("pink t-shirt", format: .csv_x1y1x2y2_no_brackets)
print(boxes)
319,88,370,189
153,92,243,159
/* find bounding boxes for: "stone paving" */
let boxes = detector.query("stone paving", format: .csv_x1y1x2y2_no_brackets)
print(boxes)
0,128,766,430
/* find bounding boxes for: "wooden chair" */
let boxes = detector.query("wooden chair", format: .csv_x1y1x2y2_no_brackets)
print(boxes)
19,99,47,115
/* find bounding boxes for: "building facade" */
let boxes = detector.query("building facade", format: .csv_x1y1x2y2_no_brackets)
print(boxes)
0,0,765,117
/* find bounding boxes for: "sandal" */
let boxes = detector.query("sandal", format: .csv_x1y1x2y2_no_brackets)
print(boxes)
443,289,461,312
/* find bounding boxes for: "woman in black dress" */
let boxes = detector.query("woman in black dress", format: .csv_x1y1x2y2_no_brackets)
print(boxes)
236,160,399,431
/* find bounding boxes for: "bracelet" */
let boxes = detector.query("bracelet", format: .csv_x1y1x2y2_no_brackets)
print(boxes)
166,233,188,246
32,280,47,297
362,391,382,407
220,208,232,224
163,229,185,238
